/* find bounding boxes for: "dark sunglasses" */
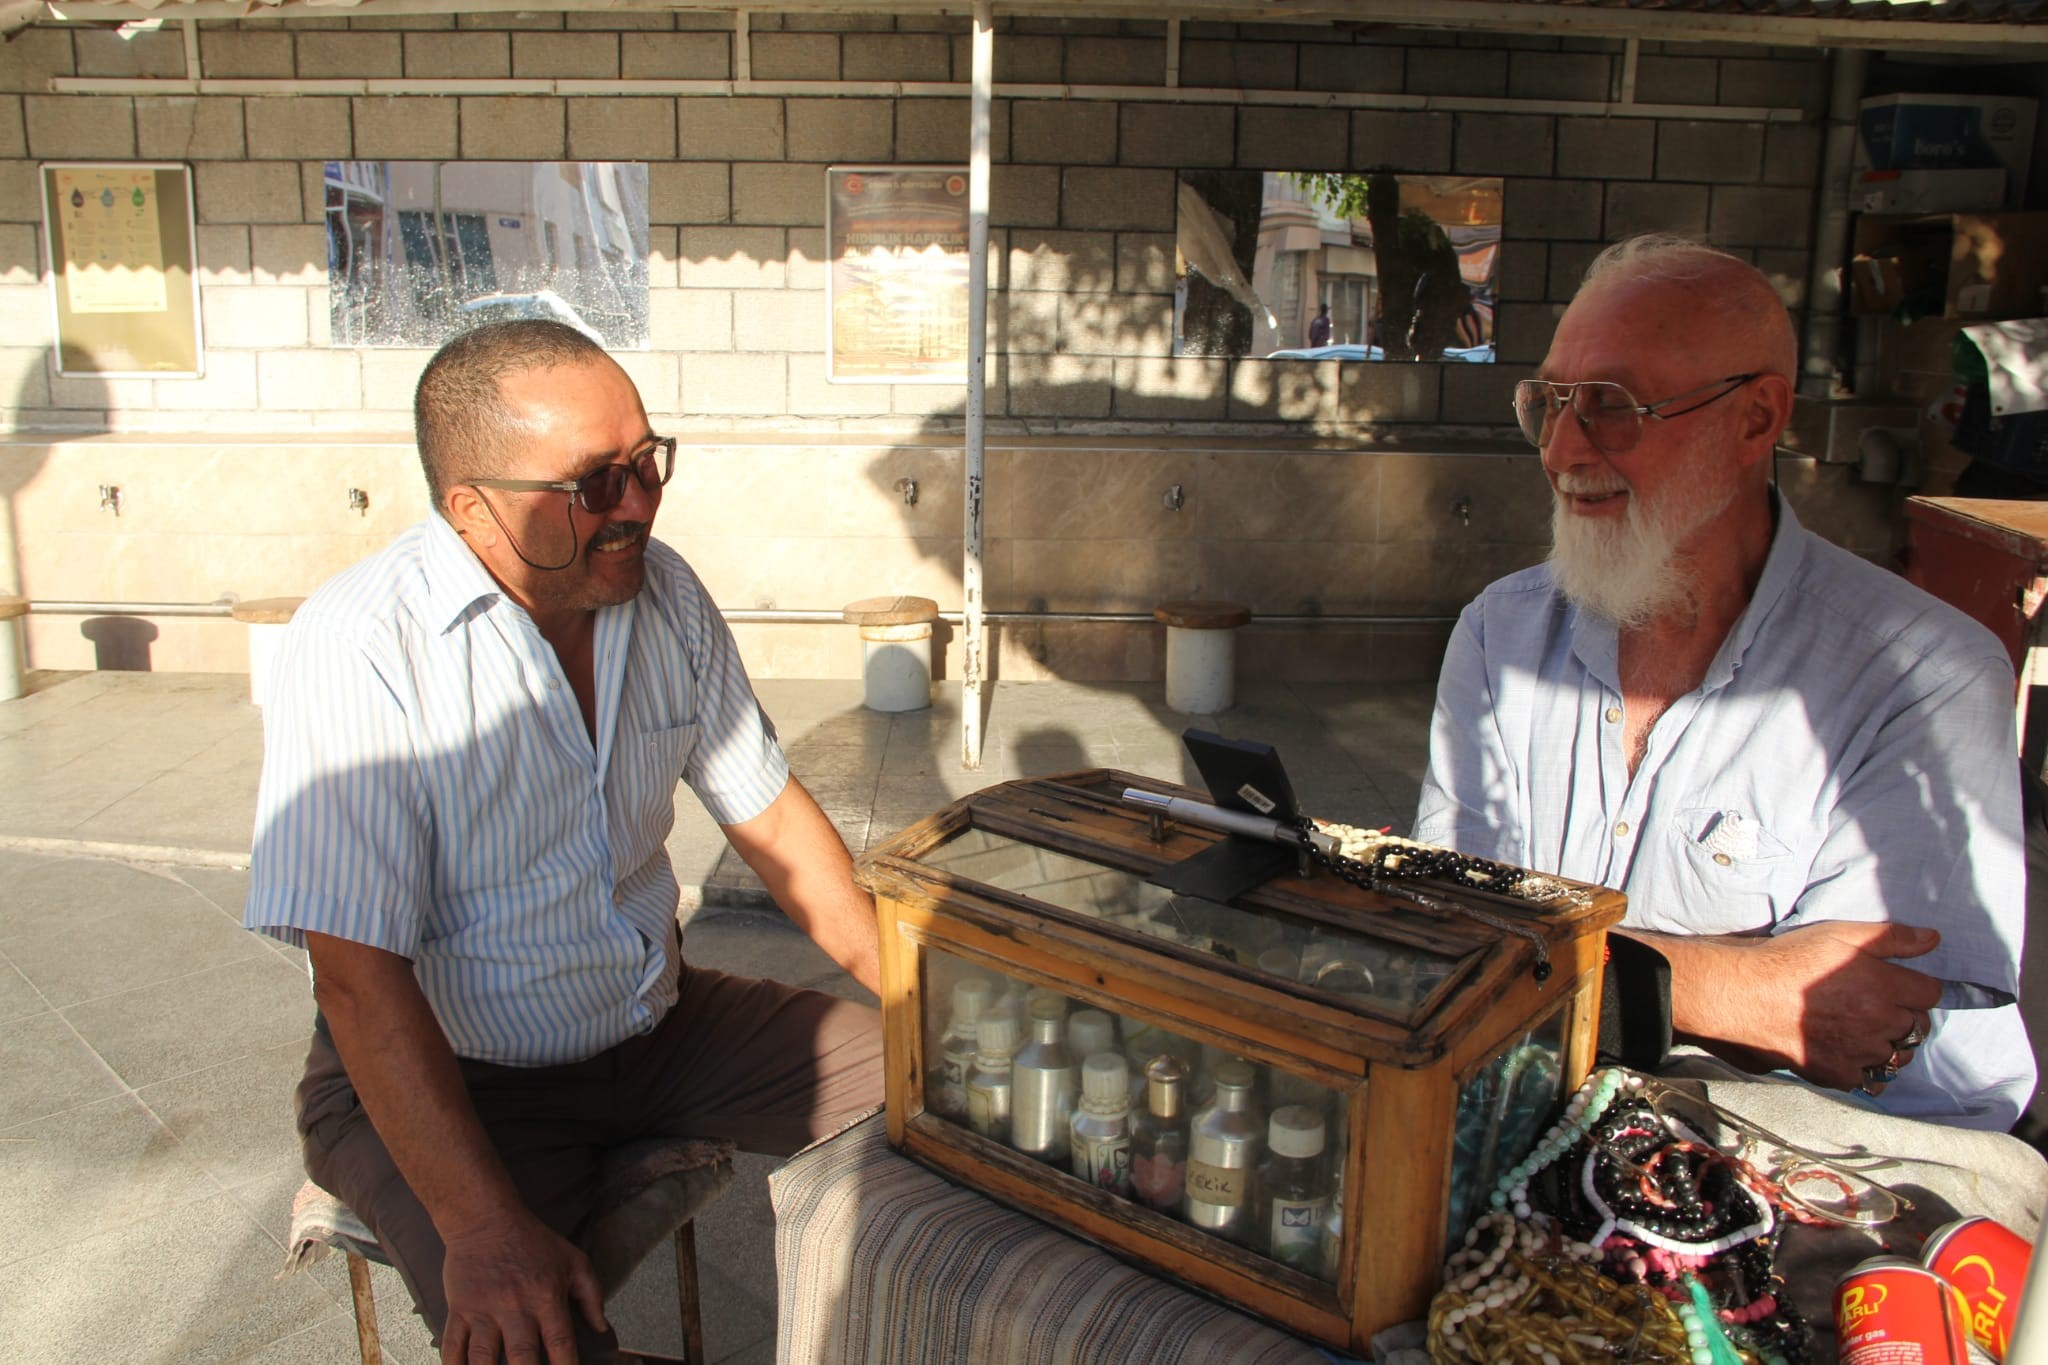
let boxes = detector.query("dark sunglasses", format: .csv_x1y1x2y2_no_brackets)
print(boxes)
469,437,677,514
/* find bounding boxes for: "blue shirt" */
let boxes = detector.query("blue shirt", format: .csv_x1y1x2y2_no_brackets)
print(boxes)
245,516,790,1066
1415,497,2033,1130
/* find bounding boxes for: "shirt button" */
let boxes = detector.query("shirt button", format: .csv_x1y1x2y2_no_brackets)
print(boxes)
1614,821,1630,837
1713,852,1732,866
1604,706,1621,723
545,677,561,691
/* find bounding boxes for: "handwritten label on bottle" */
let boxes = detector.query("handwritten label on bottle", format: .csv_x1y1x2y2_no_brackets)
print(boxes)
1186,1159,1246,1207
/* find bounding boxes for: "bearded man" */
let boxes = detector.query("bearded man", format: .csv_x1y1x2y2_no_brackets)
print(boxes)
1413,235,2032,1131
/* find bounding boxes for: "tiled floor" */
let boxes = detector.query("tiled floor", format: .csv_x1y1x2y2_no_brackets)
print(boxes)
0,669,1435,1364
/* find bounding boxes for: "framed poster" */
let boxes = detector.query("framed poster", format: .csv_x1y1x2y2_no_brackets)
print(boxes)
827,165,970,384
41,162,203,377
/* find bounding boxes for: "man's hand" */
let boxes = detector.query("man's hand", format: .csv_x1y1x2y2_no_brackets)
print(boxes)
439,1212,607,1365
1646,921,1941,1094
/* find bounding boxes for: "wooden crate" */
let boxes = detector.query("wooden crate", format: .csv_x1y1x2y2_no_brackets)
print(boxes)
857,768,1626,1355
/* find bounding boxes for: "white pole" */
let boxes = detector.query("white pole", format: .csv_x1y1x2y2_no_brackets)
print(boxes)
961,0,991,771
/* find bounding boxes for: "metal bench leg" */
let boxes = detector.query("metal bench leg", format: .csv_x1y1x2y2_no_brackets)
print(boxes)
345,1250,385,1365
674,1220,704,1364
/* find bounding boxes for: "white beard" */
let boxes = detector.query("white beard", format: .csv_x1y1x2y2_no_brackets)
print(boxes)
1547,467,1736,629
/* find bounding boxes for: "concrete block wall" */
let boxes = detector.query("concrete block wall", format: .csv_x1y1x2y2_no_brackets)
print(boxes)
0,13,1867,682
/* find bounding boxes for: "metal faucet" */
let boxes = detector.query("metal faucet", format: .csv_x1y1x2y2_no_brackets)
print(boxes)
348,488,370,516
99,484,121,517
894,477,918,507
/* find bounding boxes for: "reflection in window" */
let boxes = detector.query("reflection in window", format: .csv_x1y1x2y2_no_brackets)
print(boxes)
1174,171,1502,364
325,161,650,349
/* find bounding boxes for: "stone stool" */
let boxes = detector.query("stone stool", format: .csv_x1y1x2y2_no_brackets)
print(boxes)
1154,600,1251,714
842,596,940,713
231,596,304,708
0,595,24,702
285,1136,735,1365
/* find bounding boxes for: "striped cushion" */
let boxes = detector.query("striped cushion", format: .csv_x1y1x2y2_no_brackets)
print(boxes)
770,1115,1334,1364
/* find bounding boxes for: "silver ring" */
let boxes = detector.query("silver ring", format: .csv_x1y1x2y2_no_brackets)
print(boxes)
1894,1023,1926,1050
1863,1062,1899,1087
1886,1047,1912,1073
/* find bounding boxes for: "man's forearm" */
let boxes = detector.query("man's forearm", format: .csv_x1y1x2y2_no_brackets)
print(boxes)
305,931,526,1237
722,778,882,995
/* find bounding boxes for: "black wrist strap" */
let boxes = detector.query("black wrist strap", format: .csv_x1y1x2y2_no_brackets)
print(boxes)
1597,934,1674,1072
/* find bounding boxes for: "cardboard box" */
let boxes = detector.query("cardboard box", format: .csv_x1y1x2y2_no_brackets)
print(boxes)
1858,93,2036,205
1850,212,2048,318
1857,168,2006,216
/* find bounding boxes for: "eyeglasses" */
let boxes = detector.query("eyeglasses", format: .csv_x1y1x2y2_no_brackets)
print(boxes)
1511,374,1761,455
469,437,676,514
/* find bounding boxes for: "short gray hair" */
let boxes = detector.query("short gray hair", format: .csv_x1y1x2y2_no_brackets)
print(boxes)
1579,234,1797,378
414,319,610,512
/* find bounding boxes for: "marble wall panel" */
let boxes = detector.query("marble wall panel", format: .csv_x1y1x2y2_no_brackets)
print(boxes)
1369,538,1547,616
1375,451,1552,544
1193,452,1380,545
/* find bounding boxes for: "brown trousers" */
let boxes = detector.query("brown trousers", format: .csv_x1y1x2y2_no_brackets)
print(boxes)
295,961,884,1357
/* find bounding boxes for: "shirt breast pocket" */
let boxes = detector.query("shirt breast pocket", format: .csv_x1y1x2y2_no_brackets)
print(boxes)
1669,806,1793,934
620,723,697,818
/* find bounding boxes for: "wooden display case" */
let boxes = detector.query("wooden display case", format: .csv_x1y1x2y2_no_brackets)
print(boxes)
856,769,1627,1355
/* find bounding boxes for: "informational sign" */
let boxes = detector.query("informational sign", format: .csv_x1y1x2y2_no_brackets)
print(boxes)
40,162,202,376
827,165,970,384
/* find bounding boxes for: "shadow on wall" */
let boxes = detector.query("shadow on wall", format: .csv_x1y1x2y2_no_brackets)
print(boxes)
3,350,72,670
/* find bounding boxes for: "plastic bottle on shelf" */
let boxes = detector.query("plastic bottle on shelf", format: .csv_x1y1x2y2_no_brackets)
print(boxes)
1069,1052,1134,1196
1259,1105,1331,1271
934,975,995,1119
966,1013,1019,1144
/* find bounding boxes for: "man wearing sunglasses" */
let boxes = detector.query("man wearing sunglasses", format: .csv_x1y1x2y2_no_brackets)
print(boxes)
246,319,883,1363
1415,235,2030,1131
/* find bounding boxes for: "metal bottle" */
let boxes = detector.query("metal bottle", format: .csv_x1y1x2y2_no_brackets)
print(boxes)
1069,1052,1134,1196
1010,995,1076,1162
966,1013,1019,1144
935,976,995,1119
1184,1059,1262,1244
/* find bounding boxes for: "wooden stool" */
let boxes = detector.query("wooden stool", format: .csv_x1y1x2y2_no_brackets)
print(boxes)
0,595,24,702
231,596,304,708
1153,600,1251,714
285,1137,734,1364
842,596,940,713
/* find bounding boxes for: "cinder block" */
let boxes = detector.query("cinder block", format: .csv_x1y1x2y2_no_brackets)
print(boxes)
457,13,562,30
1116,232,1176,295
567,11,669,30
991,165,1060,229
0,163,39,223
612,351,680,417
1409,47,1505,98
0,283,50,349
567,98,676,161
0,346,50,411
1238,107,1348,172
733,163,823,226
750,33,838,80
1111,356,1228,420
1352,110,1452,171
732,287,821,352
25,96,135,160
1546,241,1603,301
131,97,240,161
74,29,186,79
1013,101,1115,165
1503,178,1601,240
676,226,787,288
1454,113,1554,176
1180,40,1296,90
1494,241,1547,303
300,162,327,223
358,346,434,411
649,286,732,351
1717,58,1824,116
0,97,22,159
1061,167,1173,232
680,351,785,416
196,30,292,79
195,225,250,285
198,161,306,225
1657,120,1764,184
259,350,363,410
1007,353,1113,417
353,97,458,159
49,370,155,410
1603,180,1709,239
1439,360,1529,429
1009,16,1120,36
1634,55,1717,106
1299,42,1403,94
458,96,564,159
0,222,37,284
1227,358,1333,424
896,98,1011,164
1059,293,1172,356
1763,124,1822,187
1755,248,1807,310
1064,36,1164,86
305,287,330,348
621,32,732,80
1507,51,1611,103
645,226,679,288
297,32,403,79
1119,103,1230,169
348,16,453,31
252,225,327,286
786,352,884,417
512,32,616,79
778,13,891,32
787,227,829,289
201,285,309,348
843,33,950,82
404,32,509,79
999,290,1060,354
677,99,784,162
785,98,892,163
149,350,258,412
1556,117,1652,180
650,162,729,225
0,29,74,93
1492,301,1563,365
1707,185,1810,249
245,97,352,159
1008,229,1114,293
950,33,1061,84
1336,361,1442,423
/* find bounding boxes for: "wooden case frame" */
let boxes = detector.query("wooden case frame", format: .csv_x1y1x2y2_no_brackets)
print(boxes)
857,770,1626,1355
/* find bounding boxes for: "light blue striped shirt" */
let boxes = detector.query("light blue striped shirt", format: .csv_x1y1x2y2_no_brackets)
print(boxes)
1415,497,2033,1130
245,515,790,1066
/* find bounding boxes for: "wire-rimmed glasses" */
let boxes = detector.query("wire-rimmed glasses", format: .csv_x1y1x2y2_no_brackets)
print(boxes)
469,436,677,515
1512,374,1761,454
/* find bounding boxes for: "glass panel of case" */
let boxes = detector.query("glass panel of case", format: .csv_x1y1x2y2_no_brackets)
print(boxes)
921,826,1460,1020
1442,1003,1571,1242
921,945,1356,1283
